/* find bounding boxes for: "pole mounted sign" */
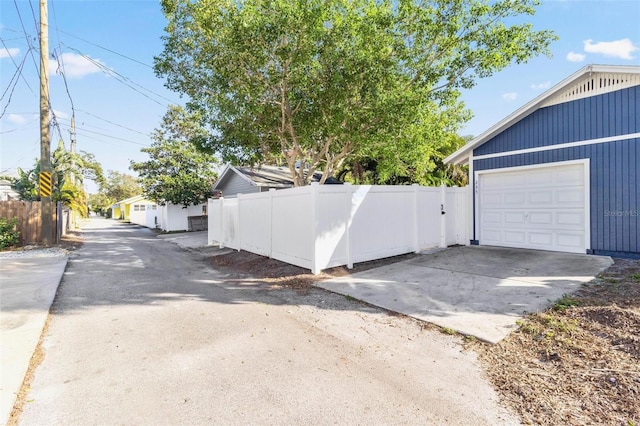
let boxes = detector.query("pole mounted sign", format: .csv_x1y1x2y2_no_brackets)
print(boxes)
39,171,52,197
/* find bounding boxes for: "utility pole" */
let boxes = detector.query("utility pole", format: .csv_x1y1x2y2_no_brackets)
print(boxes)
69,115,76,185
70,115,76,154
39,0,54,245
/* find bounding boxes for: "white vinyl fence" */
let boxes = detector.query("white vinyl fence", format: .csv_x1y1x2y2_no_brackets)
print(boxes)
208,183,469,274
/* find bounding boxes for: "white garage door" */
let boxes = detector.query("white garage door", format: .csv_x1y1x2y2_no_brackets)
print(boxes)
478,162,588,254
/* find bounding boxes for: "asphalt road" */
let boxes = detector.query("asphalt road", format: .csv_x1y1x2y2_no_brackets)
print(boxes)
19,218,518,425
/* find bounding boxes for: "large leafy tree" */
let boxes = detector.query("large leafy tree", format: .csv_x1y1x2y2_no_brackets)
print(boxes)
155,0,556,186
103,171,141,202
130,105,219,207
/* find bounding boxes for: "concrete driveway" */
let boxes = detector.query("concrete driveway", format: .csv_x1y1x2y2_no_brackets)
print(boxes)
315,246,613,343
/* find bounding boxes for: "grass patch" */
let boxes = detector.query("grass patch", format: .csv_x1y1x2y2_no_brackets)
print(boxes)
553,294,580,311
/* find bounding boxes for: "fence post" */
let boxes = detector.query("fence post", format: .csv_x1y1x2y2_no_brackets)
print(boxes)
237,193,242,251
413,184,420,253
218,197,224,249
344,183,353,269
269,188,275,258
56,202,61,243
440,184,447,248
310,182,320,275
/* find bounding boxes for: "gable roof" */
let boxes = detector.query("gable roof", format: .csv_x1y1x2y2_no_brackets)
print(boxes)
212,164,333,190
111,194,149,208
445,64,640,165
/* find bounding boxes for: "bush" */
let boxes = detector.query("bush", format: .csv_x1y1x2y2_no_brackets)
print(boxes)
0,217,20,249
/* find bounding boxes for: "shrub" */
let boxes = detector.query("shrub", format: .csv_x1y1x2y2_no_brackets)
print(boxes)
0,217,20,249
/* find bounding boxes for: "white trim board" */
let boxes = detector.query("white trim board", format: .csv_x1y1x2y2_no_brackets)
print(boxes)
473,132,640,161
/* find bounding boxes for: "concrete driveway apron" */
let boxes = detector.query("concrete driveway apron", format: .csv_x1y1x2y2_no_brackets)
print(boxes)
315,246,613,343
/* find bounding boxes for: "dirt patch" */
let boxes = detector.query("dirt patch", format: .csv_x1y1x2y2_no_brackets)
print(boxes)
208,250,420,293
468,257,640,425
58,230,84,252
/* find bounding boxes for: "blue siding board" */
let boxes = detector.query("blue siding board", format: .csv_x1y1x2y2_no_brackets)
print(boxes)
474,86,639,156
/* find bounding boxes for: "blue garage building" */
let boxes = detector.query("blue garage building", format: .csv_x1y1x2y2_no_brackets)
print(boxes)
446,64,639,258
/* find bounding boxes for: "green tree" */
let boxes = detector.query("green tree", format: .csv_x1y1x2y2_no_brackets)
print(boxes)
155,0,556,186
8,142,105,217
130,105,219,207
88,193,113,216
103,171,142,202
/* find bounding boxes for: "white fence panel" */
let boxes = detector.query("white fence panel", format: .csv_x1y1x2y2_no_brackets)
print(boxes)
239,192,272,257
416,187,443,249
206,183,471,274
349,186,417,264
208,199,222,245
271,186,314,270
221,199,240,250
315,185,350,270
446,187,468,246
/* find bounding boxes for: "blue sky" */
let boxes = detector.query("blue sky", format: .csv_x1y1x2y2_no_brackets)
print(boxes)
1,0,639,193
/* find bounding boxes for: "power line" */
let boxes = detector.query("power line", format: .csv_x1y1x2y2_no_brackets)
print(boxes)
0,49,31,119
57,123,150,146
11,0,39,75
50,0,76,120
61,111,150,137
54,29,154,69
64,46,174,106
0,37,36,95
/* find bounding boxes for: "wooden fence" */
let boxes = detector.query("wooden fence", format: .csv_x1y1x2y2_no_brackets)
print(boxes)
0,201,70,245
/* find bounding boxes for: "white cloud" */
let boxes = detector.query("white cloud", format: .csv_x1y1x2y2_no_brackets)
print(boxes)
8,114,27,125
566,51,586,62
502,92,518,101
49,52,105,78
531,81,551,91
0,47,20,59
583,38,638,60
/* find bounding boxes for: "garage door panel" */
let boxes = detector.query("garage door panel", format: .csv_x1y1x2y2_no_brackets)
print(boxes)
503,191,526,205
505,212,526,224
504,231,526,244
529,190,553,205
557,211,584,226
479,162,587,254
557,232,584,250
529,232,554,246
482,229,503,243
482,211,502,224
529,212,553,225
528,170,555,186
555,188,584,206
557,167,584,185
482,192,502,207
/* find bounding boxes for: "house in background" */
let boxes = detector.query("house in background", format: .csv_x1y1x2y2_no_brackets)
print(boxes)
212,164,340,198
0,179,19,201
446,64,639,258
111,195,156,222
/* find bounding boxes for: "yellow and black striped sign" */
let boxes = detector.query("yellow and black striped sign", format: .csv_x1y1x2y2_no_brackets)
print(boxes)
39,171,52,198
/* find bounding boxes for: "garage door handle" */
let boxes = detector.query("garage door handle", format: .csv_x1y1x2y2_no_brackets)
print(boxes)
441,204,445,215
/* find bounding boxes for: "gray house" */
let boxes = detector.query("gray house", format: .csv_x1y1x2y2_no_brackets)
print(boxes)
446,64,639,258
212,165,338,198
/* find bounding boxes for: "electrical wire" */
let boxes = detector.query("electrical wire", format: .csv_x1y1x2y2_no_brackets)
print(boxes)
54,29,154,69
63,45,176,106
0,37,36,95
